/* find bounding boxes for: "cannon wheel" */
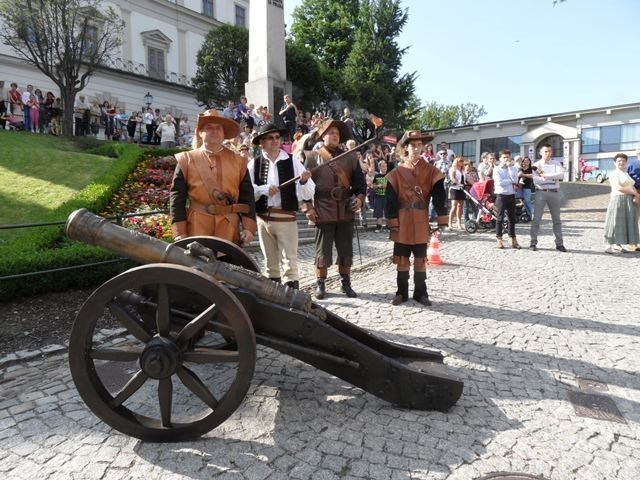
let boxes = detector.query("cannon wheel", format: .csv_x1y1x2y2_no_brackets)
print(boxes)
174,236,260,273
69,264,256,442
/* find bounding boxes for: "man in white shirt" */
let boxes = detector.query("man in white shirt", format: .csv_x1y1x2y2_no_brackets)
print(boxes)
493,149,521,249
155,113,176,148
73,95,89,136
21,84,33,133
478,152,496,181
247,123,314,289
530,143,567,252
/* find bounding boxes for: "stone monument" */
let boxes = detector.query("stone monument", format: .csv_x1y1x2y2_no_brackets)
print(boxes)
244,0,291,127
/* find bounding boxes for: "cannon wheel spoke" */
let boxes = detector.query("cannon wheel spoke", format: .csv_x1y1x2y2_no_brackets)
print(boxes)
183,347,239,364
158,378,173,427
90,347,143,362
156,284,171,337
177,366,219,409
110,369,148,408
69,264,256,442
176,303,218,345
107,300,151,343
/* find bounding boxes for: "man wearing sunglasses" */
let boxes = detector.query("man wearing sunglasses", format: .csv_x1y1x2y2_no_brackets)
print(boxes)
248,123,314,290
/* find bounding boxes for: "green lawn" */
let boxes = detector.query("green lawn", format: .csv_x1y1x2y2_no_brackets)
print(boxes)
0,130,116,241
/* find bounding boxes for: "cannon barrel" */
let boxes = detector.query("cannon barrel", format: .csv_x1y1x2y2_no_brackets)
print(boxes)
65,209,315,314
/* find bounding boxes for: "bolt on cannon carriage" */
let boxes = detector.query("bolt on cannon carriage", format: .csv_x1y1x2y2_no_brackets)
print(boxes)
65,209,463,442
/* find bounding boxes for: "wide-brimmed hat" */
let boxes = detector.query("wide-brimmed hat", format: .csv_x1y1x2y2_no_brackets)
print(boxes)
252,123,288,145
195,109,240,139
397,130,434,149
316,119,351,144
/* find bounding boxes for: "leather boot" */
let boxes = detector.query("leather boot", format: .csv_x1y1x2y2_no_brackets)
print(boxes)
509,237,521,250
285,280,299,290
412,271,432,306
391,271,409,306
340,274,357,298
496,237,504,249
269,277,281,284
315,278,326,299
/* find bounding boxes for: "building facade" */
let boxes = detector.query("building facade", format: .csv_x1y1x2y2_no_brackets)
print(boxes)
0,0,250,123
431,102,640,180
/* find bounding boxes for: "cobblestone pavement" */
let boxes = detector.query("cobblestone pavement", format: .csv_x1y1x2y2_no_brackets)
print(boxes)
2,185,640,479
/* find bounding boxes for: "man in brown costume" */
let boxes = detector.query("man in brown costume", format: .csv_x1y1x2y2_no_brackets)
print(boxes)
169,109,257,245
301,119,367,299
385,130,448,306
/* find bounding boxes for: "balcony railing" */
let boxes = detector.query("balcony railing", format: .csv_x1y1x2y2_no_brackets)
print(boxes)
103,58,193,87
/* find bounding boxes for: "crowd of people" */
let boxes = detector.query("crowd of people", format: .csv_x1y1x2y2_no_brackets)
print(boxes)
0,80,192,145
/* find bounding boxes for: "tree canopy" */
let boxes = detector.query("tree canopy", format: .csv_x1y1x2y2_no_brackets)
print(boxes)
0,0,123,137
411,102,487,131
192,25,249,109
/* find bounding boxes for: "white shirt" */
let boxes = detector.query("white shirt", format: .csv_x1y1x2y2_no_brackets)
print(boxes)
533,159,565,190
156,122,176,143
21,90,32,105
248,149,315,209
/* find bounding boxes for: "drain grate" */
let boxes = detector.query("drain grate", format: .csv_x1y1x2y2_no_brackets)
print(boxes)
577,377,609,392
567,390,626,424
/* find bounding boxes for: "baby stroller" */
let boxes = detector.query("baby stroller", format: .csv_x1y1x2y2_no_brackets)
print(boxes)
514,195,530,223
463,179,500,233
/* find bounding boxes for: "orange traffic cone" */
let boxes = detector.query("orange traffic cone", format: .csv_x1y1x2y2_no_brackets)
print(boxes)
427,232,444,265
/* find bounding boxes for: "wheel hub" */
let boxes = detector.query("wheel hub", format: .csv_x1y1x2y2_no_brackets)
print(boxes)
139,337,183,379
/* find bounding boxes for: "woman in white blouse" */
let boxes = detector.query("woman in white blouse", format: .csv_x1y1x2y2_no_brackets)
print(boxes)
448,156,466,229
603,153,640,253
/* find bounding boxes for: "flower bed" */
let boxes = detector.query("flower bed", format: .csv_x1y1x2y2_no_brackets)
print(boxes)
100,155,176,241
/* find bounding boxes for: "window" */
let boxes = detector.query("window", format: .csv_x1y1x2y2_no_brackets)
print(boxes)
480,136,521,156
448,141,476,160
235,5,246,27
203,0,214,17
82,25,98,57
148,47,165,79
600,125,621,153
581,127,600,154
621,124,640,151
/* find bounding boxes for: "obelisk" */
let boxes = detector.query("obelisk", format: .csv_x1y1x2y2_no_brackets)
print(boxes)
244,0,291,126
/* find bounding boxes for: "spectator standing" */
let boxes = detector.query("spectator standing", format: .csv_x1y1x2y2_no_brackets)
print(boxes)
372,159,388,232
143,107,154,144
625,147,640,251
300,119,366,299
478,152,496,181
463,160,479,222
0,81,6,130
28,92,40,133
385,130,448,306
248,123,314,288
422,143,436,163
21,84,33,132
49,98,62,135
43,91,55,132
7,82,22,116
278,94,297,141
603,153,640,253
448,156,466,229
493,149,521,249
127,111,140,143
169,110,256,245
117,107,129,141
156,113,177,148
530,144,567,252
440,141,455,162
517,157,536,218
74,95,89,136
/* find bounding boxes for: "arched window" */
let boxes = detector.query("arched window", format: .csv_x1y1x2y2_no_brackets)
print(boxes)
536,135,563,160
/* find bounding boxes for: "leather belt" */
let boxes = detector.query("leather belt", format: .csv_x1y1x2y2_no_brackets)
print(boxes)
258,207,297,222
399,201,427,210
191,201,250,215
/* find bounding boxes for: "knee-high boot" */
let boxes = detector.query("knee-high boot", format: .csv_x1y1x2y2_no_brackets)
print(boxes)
391,271,409,306
413,271,432,306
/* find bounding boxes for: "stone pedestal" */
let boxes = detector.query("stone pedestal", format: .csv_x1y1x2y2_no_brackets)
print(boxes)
245,0,291,126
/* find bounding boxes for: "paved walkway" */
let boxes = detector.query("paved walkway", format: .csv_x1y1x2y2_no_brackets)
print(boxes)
2,186,640,479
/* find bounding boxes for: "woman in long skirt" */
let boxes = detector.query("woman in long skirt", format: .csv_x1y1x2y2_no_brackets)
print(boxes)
604,153,640,253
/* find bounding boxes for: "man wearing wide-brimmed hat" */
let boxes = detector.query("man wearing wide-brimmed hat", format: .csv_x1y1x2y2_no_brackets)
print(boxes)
385,130,448,307
169,109,257,245
300,119,367,299
247,123,314,289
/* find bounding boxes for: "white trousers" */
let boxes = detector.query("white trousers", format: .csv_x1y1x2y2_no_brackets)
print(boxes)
257,217,300,282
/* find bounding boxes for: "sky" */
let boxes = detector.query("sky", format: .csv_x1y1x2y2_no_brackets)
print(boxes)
283,0,640,122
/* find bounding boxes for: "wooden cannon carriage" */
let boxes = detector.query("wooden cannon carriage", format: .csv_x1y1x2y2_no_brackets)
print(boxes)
65,209,463,442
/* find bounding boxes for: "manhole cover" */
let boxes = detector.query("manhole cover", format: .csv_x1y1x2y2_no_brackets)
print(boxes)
476,474,547,480
567,391,626,423
577,378,608,392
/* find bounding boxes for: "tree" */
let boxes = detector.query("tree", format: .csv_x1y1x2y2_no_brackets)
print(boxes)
290,0,359,71
192,25,249,109
411,102,487,130
0,0,123,137
285,41,324,114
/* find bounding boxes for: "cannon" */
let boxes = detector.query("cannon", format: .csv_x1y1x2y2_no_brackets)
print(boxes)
65,209,463,442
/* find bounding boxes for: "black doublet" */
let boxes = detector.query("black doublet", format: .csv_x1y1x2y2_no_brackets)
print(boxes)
253,153,298,213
